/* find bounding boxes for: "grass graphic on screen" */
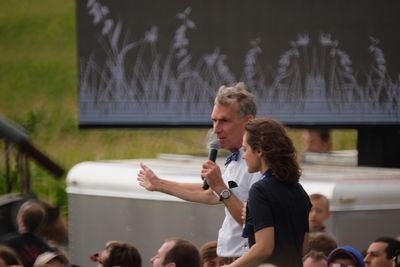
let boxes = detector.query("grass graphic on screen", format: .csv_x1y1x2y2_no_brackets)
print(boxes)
81,0,400,118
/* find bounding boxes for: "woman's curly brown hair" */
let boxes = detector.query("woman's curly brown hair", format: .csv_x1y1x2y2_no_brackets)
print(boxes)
245,117,301,184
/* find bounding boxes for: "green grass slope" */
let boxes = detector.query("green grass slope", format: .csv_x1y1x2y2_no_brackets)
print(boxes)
0,0,356,212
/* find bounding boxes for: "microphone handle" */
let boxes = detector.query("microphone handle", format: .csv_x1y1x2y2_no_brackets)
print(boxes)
202,149,218,190
202,180,210,190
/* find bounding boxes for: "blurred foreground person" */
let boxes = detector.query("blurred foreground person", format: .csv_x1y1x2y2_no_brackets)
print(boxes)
0,200,53,267
151,238,200,267
224,118,311,267
0,245,23,267
37,199,68,249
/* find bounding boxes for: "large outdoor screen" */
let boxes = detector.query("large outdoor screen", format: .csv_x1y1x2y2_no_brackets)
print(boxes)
77,0,400,127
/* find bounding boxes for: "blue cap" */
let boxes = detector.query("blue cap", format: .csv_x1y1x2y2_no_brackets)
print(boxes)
327,245,365,267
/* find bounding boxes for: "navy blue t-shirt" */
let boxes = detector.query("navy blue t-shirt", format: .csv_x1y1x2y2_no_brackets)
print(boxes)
246,173,311,267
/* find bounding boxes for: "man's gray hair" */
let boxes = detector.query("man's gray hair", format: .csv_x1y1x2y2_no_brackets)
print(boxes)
214,82,257,117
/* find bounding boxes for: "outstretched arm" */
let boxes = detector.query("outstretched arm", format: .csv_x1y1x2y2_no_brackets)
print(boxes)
137,163,219,205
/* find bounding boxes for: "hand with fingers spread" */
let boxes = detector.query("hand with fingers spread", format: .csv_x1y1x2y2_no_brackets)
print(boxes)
137,162,161,191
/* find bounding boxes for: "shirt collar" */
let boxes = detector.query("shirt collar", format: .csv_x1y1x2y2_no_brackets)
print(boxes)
225,150,240,166
261,169,274,180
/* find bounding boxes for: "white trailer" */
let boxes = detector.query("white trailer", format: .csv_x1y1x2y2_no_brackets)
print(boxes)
67,154,400,267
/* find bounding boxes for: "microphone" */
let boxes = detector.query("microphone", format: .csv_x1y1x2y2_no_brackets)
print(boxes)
202,132,220,190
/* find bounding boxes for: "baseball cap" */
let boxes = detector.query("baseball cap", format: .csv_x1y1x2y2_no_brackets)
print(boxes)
327,246,365,267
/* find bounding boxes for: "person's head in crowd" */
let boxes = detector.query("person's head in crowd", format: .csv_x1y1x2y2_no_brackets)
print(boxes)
90,240,142,267
33,251,68,267
302,129,331,153
200,241,225,267
16,200,47,235
327,246,365,267
151,238,200,267
309,193,331,232
364,237,400,267
303,250,327,267
213,82,257,152
244,117,301,184
307,232,338,256
37,199,68,247
0,245,22,267
91,241,116,267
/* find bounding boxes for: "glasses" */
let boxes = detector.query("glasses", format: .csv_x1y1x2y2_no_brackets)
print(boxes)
329,264,355,267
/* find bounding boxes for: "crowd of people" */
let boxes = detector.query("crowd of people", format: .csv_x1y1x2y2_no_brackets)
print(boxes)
0,196,399,267
136,83,400,267
1,82,399,267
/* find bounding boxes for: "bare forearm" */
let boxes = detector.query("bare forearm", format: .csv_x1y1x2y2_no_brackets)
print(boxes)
137,163,219,204
226,227,274,267
157,179,219,204
220,193,245,225
201,160,245,222
227,243,271,267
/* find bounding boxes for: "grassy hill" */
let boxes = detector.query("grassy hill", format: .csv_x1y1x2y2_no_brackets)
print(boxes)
0,1,356,212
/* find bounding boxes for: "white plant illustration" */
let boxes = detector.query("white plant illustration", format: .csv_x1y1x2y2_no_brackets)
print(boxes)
79,0,400,122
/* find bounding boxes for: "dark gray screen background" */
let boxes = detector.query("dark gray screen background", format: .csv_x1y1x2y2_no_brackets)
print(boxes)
77,0,400,127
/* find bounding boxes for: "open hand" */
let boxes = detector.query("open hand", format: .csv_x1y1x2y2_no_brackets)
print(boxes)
137,163,160,191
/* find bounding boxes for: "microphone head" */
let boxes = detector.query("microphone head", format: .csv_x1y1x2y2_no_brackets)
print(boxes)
206,129,220,150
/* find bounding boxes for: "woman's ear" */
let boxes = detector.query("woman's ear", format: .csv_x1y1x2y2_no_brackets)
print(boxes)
256,148,263,158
